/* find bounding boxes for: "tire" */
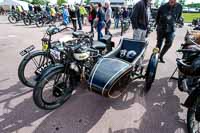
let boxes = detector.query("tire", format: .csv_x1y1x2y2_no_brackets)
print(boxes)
18,51,54,88
36,19,44,27
33,68,73,110
8,15,17,24
187,97,200,133
144,53,159,93
23,18,31,26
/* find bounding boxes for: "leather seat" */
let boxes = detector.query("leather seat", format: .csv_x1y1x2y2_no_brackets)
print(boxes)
72,31,84,38
92,40,106,50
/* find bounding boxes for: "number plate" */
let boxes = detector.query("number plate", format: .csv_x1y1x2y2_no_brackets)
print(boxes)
19,45,35,56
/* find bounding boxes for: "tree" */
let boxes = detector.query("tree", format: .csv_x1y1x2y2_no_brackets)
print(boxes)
57,0,66,6
154,0,159,8
31,0,48,5
179,0,186,6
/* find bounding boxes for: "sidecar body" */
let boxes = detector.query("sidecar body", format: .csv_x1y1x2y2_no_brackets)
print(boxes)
88,38,148,98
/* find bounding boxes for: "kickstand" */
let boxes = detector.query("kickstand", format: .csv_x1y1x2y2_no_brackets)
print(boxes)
169,67,178,81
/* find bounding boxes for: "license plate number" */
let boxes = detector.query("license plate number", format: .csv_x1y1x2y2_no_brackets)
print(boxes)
20,45,35,56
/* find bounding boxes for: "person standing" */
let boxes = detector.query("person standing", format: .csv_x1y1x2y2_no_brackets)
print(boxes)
80,4,87,25
96,3,105,41
69,5,77,31
62,4,69,26
130,0,149,41
114,7,120,29
104,2,112,35
76,4,82,30
88,4,96,32
156,0,182,63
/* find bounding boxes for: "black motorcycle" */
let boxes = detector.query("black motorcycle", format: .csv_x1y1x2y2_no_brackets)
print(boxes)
171,39,200,133
8,11,26,24
33,38,102,110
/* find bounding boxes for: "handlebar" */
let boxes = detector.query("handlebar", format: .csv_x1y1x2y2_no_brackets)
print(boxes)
177,49,200,53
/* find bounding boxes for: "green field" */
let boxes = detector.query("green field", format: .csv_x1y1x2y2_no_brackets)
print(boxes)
182,13,200,23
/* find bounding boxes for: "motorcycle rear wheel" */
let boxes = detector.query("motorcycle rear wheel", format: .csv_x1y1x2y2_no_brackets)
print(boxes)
187,96,200,133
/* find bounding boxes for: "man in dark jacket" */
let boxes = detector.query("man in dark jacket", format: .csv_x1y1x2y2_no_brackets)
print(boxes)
156,0,182,63
130,0,149,41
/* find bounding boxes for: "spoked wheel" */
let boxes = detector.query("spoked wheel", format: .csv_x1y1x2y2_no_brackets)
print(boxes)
33,68,73,110
23,18,31,26
8,15,17,24
144,51,159,94
18,51,54,88
36,19,44,27
187,97,200,133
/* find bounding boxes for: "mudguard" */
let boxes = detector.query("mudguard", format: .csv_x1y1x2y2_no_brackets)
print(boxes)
183,89,200,108
23,50,55,62
39,63,65,81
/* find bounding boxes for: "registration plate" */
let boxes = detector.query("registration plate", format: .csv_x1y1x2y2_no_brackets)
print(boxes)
20,45,35,56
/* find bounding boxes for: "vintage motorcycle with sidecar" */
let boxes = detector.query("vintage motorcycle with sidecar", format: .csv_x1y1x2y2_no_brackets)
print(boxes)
33,37,159,110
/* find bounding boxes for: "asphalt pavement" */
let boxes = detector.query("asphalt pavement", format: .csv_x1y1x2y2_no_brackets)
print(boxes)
0,15,189,133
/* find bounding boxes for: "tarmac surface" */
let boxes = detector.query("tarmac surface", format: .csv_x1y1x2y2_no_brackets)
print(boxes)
0,15,191,133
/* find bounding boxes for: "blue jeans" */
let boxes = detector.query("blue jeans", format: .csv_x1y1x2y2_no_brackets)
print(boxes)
97,21,104,41
114,18,119,28
77,17,82,30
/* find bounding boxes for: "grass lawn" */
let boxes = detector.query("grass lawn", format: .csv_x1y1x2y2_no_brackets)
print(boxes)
182,13,200,23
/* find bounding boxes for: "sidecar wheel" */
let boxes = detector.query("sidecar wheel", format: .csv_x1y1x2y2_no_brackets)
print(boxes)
144,52,159,94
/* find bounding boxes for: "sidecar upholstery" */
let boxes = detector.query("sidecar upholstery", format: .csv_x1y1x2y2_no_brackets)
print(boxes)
88,38,147,98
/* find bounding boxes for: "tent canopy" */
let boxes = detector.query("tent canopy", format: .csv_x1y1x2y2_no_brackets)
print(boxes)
0,0,29,10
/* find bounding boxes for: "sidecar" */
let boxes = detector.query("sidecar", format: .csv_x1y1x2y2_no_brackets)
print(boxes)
88,38,159,98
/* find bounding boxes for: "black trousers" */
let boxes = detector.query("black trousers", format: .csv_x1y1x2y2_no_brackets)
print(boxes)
71,19,77,31
105,20,111,35
156,30,175,58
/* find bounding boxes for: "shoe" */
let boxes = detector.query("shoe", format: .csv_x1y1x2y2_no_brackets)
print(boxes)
159,57,165,63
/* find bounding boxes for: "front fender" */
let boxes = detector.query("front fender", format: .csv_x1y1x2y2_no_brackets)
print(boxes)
22,50,55,62
183,89,200,108
39,63,65,81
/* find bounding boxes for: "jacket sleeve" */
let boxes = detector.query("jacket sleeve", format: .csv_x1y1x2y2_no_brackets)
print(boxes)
130,2,140,29
155,7,161,25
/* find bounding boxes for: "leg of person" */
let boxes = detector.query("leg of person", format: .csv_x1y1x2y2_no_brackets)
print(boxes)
140,29,147,41
159,32,175,63
156,30,165,51
116,18,119,28
91,20,94,32
78,18,82,30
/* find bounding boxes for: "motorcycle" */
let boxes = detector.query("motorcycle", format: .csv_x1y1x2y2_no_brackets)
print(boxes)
8,11,26,24
170,32,200,133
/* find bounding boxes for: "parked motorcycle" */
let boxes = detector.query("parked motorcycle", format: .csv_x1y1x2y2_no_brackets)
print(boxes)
8,11,26,24
171,35,200,133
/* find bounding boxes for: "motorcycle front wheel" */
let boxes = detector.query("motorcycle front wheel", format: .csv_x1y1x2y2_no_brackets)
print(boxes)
8,15,17,24
187,96,200,133
18,51,55,88
33,68,73,110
